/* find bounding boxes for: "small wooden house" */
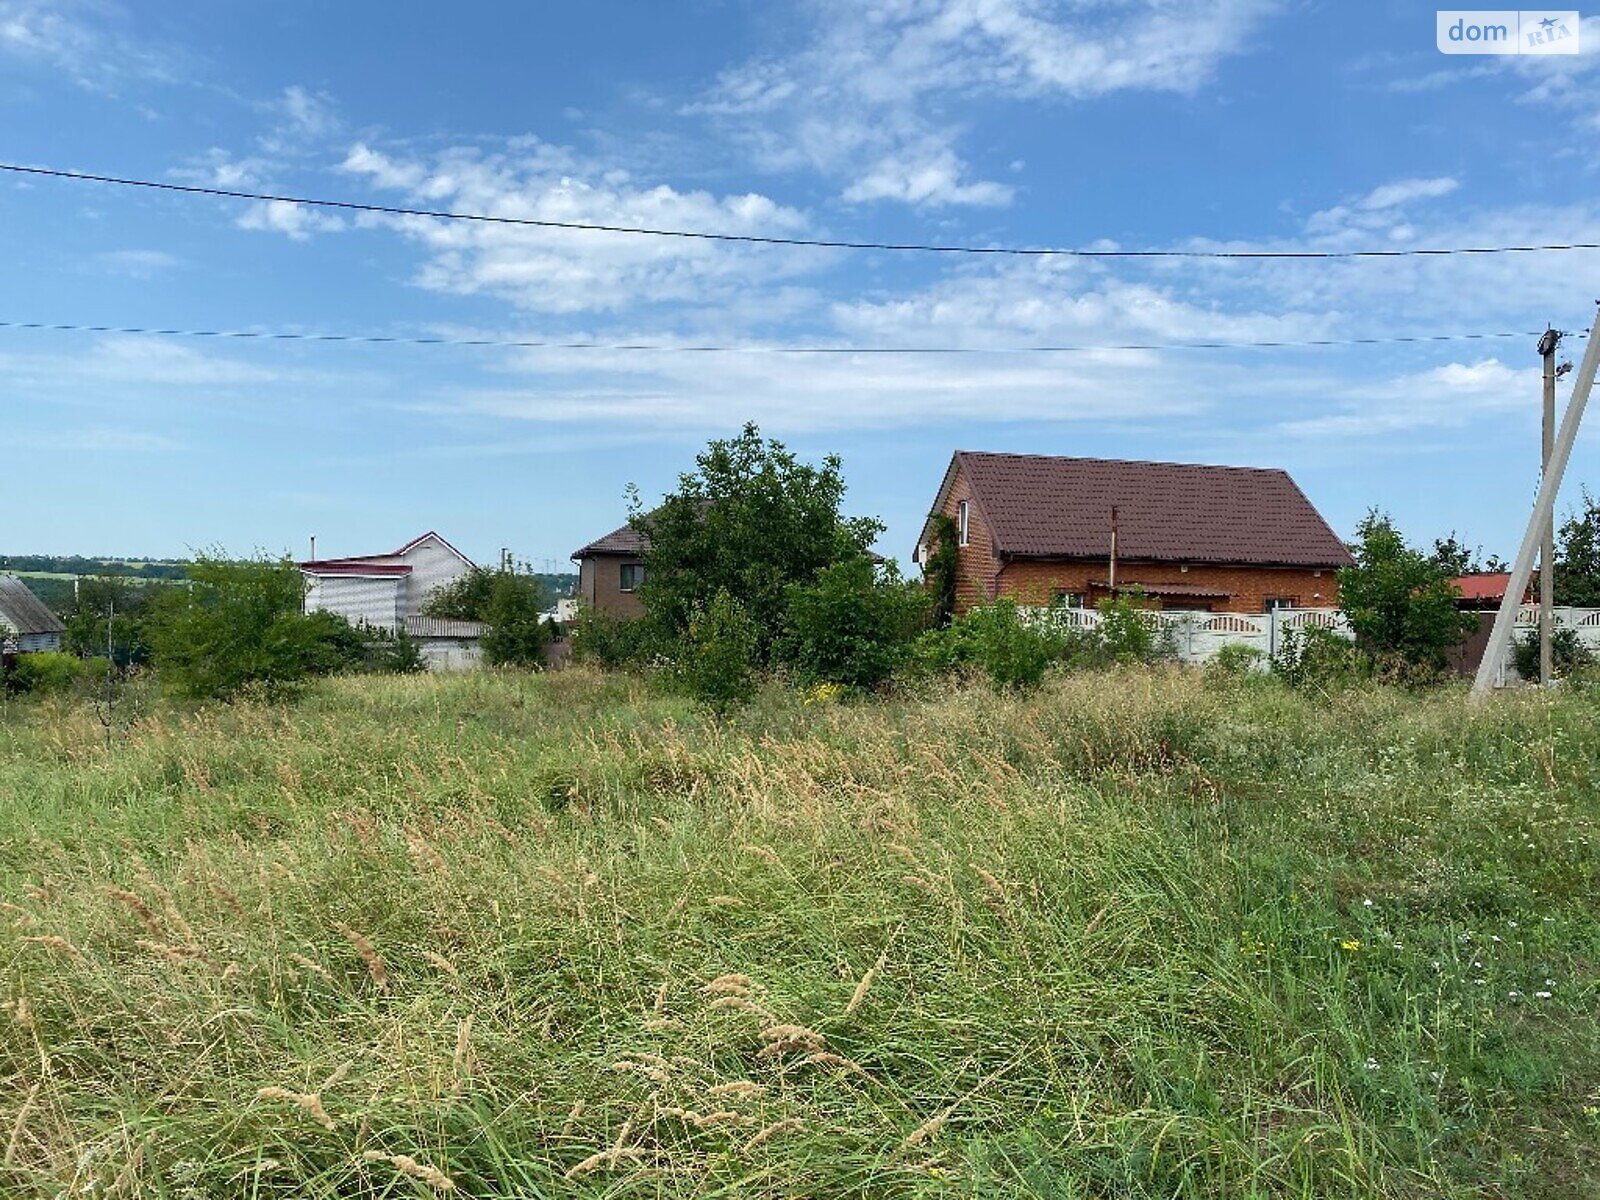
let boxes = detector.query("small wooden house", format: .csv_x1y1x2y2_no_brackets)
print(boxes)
0,576,66,653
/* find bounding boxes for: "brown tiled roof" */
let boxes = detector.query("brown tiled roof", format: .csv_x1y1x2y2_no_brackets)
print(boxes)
928,451,1353,568
0,576,66,635
572,521,648,559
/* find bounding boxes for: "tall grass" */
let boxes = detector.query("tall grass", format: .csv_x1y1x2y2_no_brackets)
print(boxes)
0,666,1597,1197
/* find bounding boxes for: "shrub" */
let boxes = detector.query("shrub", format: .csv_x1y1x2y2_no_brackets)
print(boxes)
481,571,550,668
6,651,86,695
1512,626,1594,681
570,608,658,670
778,556,928,690
914,599,1067,690
1338,511,1477,669
1094,592,1160,663
1271,625,1372,690
677,590,759,714
1208,643,1264,679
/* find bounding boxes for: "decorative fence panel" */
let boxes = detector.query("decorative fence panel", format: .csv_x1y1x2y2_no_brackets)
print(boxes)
1022,602,1600,677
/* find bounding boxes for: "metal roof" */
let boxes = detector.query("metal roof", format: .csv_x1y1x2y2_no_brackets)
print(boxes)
402,615,485,639
0,576,66,635
920,451,1354,569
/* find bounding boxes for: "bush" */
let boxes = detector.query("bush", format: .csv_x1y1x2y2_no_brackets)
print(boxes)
481,571,550,668
677,590,759,714
1512,626,1594,681
1208,643,1264,679
5,651,87,695
570,608,657,670
1094,592,1162,663
1271,625,1372,690
913,599,1067,690
778,556,928,690
1338,511,1477,670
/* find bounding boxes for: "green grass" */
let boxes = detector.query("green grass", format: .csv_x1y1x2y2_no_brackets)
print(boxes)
0,667,1597,1198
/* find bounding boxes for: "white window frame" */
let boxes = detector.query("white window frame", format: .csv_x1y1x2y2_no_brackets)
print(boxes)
957,500,970,547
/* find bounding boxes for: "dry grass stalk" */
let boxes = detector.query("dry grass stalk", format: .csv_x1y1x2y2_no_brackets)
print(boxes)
135,938,207,967
901,872,939,894
422,951,460,979
707,1080,766,1102
105,887,163,938
701,973,755,997
6,1078,41,1165
708,894,744,908
563,1147,646,1180
334,922,387,989
653,979,669,1014
361,1151,455,1192
641,1018,682,1033
902,1102,957,1148
708,996,773,1022
209,883,247,921
844,944,892,1018
804,1051,868,1077
560,1099,586,1135
744,1117,804,1149
257,1086,335,1131
1,902,39,928
740,844,781,866
759,1024,824,1049
452,1018,474,1090
405,830,447,872
1083,903,1111,936
2,996,34,1031
22,935,82,961
289,953,333,981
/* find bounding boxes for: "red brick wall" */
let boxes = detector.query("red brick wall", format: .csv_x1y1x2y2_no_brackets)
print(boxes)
994,559,1340,614
937,470,1004,608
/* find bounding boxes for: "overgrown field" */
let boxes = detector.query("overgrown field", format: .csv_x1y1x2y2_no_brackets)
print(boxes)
1,669,1598,1198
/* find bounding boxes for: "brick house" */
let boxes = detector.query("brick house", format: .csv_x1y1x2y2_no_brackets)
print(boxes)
914,451,1353,614
572,522,648,619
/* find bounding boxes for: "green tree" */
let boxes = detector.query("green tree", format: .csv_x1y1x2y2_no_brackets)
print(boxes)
923,512,961,628
1555,489,1600,606
678,589,759,713
481,570,550,668
632,423,882,660
779,557,928,689
1337,512,1476,669
145,553,337,699
61,576,165,667
422,568,499,621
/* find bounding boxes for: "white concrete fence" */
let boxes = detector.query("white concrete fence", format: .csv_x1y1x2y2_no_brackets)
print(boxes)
1021,603,1600,678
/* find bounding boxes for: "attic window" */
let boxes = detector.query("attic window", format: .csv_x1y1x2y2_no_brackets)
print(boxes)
957,500,970,547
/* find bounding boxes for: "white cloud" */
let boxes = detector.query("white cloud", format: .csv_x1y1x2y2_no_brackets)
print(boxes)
236,199,346,240
841,144,1014,207
0,0,178,90
1360,177,1459,211
1277,359,1534,438
336,141,819,313
95,249,181,277
692,0,1279,207
258,84,340,154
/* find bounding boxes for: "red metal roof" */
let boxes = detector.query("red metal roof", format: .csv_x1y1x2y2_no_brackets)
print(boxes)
1452,572,1524,603
923,451,1353,569
299,560,412,577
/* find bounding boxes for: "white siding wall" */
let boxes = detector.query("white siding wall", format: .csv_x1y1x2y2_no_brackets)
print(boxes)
305,575,403,631
397,536,474,616
418,638,483,671
18,632,60,653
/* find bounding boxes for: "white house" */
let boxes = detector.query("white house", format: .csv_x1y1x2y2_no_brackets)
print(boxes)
0,576,65,654
299,532,484,670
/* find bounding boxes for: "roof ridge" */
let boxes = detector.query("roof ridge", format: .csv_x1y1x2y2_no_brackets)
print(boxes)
957,449,1289,475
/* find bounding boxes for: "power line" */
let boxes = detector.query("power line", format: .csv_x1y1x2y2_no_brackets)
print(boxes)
5,161,1600,261
0,319,1571,355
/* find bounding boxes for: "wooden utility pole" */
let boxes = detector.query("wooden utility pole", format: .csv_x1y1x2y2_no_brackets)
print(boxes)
1538,328,1561,686
1473,304,1600,698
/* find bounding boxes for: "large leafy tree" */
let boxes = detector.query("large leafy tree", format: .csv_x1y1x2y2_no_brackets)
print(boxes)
1555,489,1600,607
631,423,883,660
1337,512,1476,668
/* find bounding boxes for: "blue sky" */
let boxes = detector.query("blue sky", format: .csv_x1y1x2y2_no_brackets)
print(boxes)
4,1,1600,570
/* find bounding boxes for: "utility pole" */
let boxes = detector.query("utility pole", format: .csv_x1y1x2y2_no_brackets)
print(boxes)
1473,303,1600,699
1538,328,1561,687
1109,506,1119,593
